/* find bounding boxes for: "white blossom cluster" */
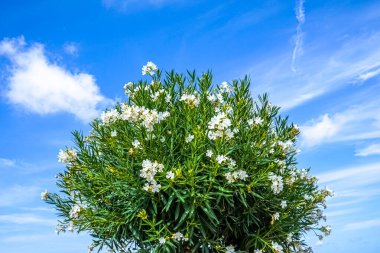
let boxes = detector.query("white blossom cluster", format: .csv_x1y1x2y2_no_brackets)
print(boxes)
100,104,170,132
58,149,77,164
268,172,284,194
140,160,164,193
41,189,49,200
207,112,235,140
142,61,158,76
180,92,200,108
271,241,284,253
185,134,194,143
172,232,188,242
225,170,249,183
69,204,81,219
247,116,264,126
278,140,293,151
225,245,235,253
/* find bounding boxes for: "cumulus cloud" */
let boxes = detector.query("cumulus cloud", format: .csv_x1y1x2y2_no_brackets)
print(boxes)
300,100,380,147
0,36,109,122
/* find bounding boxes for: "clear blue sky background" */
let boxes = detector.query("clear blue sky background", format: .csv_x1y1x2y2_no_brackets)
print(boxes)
1,0,380,252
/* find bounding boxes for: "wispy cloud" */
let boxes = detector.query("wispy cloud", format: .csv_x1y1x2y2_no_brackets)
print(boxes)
291,0,305,72
355,143,380,156
0,214,56,226
0,185,40,207
344,218,380,230
0,36,110,122
63,42,79,56
103,0,177,9
300,99,380,147
317,162,380,187
247,16,380,111
0,157,16,167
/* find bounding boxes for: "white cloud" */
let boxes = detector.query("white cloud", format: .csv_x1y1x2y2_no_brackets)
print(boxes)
317,162,380,187
0,158,16,167
0,185,39,207
355,143,380,156
247,30,380,110
103,0,175,9
63,42,79,56
300,100,380,147
291,0,305,72
0,214,56,226
0,36,110,122
344,218,380,230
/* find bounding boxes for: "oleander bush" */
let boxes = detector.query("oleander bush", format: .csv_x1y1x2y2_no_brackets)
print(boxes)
43,62,332,253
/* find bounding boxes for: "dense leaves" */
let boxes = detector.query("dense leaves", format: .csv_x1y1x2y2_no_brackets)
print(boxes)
44,63,332,253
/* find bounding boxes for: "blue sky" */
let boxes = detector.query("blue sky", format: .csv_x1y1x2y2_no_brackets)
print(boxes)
1,0,380,252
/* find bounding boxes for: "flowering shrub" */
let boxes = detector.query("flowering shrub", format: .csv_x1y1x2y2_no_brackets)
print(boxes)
44,62,332,253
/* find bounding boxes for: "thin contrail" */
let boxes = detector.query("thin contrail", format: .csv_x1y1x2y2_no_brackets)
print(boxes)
291,0,305,72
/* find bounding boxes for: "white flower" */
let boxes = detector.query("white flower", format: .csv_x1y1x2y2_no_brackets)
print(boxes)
41,189,49,200
185,134,194,143
111,130,117,137
321,225,332,236
216,155,228,164
207,94,217,102
100,109,120,125
225,172,235,183
254,116,263,125
140,160,164,193
160,136,165,143
220,81,232,93
254,250,263,253
226,170,248,183
286,233,293,243
247,119,254,126
207,112,234,140
166,171,175,180
268,172,283,194
173,232,184,241
271,242,283,253
58,149,77,164
159,237,166,244
281,200,287,209
226,245,235,253
55,224,65,234
165,94,172,103
273,212,280,221
206,149,213,158
69,204,81,219
142,61,158,76
67,221,75,232
180,93,200,107
132,140,141,148
323,186,334,197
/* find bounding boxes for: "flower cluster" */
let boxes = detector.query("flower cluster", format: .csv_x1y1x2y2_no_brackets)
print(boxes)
207,112,235,140
101,104,170,132
180,92,200,108
172,232,189,242
225,170,249,183
69,204,81,219
268,172,284,194
57,149,77,164
140,160,164,193
142,61,158,76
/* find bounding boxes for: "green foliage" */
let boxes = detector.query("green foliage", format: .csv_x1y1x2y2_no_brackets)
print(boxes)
45,63,332,253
